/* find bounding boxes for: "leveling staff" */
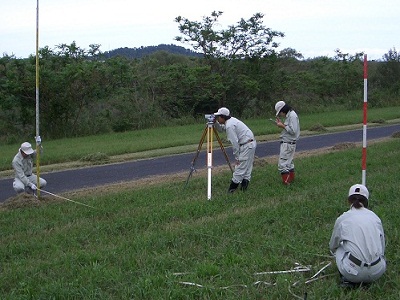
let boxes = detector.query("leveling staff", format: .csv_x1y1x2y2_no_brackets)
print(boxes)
213,107,256,193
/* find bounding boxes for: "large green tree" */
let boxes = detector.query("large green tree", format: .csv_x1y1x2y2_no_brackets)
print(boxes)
175,11,284,60
174,11,285,113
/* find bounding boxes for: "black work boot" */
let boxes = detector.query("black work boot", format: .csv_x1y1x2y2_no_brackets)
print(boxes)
240,179,249,191
228,181,239,193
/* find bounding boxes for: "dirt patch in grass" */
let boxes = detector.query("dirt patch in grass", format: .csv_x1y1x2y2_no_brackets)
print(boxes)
371,119,386,124
0,192,60,211
392,131,400,138
80,152,110,163
331,142,357,150
309,123,327,132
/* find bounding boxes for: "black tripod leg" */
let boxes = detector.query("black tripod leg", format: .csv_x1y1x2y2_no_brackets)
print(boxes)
213,128,234,173
184,126,208,187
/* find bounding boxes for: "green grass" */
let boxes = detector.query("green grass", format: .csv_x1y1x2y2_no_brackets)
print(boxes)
1,138,399,299
0,106,399,172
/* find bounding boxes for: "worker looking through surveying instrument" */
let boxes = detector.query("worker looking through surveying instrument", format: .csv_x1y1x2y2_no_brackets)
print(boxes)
274,101,300,185
213,107,256,193
329,184,386,288
12,137,47,194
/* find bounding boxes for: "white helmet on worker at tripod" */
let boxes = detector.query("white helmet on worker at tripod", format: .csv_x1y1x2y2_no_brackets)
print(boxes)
214,107,230,116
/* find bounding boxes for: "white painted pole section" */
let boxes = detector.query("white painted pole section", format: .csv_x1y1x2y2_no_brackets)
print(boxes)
362,54,368,186
207,124,213,200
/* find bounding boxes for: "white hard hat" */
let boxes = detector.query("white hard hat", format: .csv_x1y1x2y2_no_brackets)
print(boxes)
275,101,286,116
214,107,230,116
20,142,34,155
348,184,369,200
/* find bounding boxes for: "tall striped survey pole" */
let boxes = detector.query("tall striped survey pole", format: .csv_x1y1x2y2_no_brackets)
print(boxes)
362,54,368,186
35,0,41,198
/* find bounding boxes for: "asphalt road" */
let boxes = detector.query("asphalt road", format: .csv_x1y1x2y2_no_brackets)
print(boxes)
1,124,399,202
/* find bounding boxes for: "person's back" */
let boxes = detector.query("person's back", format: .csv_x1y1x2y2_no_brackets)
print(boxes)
329,184,386,286
332,208,384,262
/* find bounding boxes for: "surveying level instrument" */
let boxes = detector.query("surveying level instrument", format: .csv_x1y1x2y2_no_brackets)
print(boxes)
185,114,233,200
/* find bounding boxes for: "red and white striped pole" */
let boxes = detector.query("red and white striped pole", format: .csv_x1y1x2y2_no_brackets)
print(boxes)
362,54,368,186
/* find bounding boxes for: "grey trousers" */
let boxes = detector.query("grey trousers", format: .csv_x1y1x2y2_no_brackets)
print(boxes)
13,174,47,193
278,142,296,173
335,247,386,283
232,141,256,183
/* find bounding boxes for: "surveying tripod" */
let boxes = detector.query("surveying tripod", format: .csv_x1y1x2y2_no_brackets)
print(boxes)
185,115,233,199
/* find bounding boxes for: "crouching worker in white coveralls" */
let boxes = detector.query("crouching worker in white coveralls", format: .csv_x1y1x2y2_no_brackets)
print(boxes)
213,107,256,193
12,137,47,194
329,184,386,288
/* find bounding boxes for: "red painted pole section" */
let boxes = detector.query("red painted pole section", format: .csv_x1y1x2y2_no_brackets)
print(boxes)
362,54,368,186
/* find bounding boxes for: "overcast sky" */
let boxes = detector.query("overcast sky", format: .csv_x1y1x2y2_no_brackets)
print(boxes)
1,0,399,60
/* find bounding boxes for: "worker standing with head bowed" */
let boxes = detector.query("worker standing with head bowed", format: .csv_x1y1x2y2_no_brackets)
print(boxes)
274,101,300,185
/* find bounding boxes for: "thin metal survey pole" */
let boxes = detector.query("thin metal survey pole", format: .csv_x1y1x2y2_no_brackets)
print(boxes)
35,0,41,198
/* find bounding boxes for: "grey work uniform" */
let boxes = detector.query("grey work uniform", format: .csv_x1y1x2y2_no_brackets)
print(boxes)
329,206,386,283
278,110,300,173
12,149,47,193
215,117,256,184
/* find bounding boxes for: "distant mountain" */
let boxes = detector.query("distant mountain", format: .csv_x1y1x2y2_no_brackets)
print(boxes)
104,44,202,59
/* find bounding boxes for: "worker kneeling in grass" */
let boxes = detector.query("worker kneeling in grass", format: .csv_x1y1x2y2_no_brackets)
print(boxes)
329,184,386,288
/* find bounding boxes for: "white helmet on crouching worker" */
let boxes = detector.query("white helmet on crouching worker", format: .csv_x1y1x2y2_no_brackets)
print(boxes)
20,142,34,155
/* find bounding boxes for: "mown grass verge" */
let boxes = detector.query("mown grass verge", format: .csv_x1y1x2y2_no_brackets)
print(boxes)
1,138,399,299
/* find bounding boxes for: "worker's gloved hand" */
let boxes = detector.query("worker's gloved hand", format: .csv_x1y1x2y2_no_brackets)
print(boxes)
30,183,37,191
36,135,42,145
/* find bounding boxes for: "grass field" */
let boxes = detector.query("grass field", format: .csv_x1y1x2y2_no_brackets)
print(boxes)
1,122,399,298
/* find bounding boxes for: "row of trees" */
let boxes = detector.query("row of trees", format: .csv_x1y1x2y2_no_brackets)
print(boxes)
1,12,399,142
